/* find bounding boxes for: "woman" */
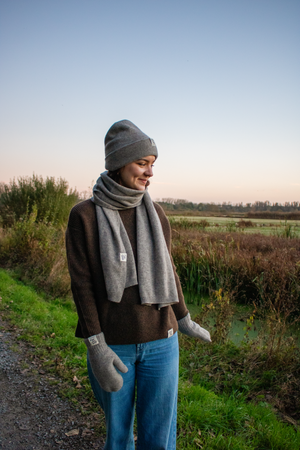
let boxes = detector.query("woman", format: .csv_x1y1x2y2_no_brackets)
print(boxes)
66,120,211,450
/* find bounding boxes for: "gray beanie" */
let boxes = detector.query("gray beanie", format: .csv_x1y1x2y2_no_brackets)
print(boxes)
105,120,158,171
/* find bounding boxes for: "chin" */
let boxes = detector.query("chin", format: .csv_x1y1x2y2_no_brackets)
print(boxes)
135,183,146,190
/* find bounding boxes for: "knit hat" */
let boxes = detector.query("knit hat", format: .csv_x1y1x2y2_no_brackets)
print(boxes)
104,120,158,171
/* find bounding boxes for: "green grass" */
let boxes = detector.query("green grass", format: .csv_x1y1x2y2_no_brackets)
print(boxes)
0,269,102,415
169,215,300,237
171,215,300,225
0,269,81,356
0,269,299,449
178,380,300,449
177,335,300,449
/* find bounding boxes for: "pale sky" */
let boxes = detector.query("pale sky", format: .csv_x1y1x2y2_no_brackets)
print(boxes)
1,0,299,204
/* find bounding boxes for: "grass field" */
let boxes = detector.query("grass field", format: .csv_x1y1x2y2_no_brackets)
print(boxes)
169,215,300,237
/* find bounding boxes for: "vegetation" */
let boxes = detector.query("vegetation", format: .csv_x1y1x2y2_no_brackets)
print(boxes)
157,198,300,217
0,175,299,447
169,216,300,237
0,270,299,449
0,175,79,297
0,269,105,430
0,174,80,227
171,222,300,316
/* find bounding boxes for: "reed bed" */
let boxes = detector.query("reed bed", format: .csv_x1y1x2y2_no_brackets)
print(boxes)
171,224,300,316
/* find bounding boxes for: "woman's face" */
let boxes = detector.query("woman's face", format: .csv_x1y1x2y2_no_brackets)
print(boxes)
118,155,156,191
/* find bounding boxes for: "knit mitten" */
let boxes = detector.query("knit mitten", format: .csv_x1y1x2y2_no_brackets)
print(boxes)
178,313,211,343
85,332,128,392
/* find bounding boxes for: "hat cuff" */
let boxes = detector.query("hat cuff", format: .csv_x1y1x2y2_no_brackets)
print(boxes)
105,139,158,171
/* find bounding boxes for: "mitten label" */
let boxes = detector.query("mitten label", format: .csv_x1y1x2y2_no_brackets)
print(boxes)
168,328,174,338
88,335,99,346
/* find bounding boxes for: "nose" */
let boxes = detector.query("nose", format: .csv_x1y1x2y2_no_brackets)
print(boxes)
144,165,153,177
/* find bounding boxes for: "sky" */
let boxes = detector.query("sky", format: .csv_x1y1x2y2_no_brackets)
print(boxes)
1,0,299,204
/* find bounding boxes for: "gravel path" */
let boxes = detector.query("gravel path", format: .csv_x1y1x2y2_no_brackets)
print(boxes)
0,318,105,450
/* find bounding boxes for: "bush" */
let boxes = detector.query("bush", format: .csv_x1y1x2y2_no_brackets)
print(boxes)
0,174,80,227
0,175,81,297
0,207,71,297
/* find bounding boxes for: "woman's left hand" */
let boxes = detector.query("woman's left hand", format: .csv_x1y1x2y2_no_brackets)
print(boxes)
178,313,211,343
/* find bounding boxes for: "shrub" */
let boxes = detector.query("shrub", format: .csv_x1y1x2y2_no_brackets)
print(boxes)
0,207,71,297
0,174,80,227
237,220,254,228
0,175,80,297
169,217,210,230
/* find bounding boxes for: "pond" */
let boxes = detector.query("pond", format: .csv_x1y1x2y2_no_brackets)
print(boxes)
186,297,300,346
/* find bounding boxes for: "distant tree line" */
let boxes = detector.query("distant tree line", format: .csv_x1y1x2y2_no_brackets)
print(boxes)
157,198,300,214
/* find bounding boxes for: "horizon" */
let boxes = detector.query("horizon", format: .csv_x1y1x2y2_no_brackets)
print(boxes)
1,172,299,207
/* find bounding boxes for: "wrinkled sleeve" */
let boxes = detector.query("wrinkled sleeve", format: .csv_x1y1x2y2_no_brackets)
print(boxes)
65,208,102,338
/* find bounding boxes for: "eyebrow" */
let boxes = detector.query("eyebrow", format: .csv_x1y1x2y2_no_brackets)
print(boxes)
138,158,155,162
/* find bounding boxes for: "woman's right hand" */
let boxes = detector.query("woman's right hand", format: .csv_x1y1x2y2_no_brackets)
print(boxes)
85,332,128,392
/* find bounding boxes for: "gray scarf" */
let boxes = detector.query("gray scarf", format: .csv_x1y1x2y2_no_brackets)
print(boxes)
92,171,179,309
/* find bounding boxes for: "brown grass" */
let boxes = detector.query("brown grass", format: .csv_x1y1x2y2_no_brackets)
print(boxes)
171,225,300,315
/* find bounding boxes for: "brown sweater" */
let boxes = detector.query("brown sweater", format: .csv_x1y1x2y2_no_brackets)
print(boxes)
65,199,188,345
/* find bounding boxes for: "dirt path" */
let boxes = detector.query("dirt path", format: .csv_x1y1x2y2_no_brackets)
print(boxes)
0,318,105,450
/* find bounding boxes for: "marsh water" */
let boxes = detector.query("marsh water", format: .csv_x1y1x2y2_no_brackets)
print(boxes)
186,298,300,346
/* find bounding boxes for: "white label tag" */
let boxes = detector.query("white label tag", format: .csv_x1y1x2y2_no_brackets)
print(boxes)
120,253,127,262
150,138,156,147
168,328,174,338
88,335,99,346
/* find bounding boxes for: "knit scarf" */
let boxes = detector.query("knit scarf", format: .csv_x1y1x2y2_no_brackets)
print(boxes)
92,171,179,309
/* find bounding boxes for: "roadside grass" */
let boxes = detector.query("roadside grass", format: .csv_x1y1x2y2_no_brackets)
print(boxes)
1,269,299,449
0,269,105,428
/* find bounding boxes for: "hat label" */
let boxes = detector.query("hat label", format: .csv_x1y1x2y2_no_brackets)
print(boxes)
150,139,156,147
120,253,127,262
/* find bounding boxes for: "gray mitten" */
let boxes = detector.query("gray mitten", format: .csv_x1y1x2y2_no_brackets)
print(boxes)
85,332,128,392
178,313,211,343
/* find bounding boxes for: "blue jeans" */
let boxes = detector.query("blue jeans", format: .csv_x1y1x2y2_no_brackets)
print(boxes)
87,332,179,450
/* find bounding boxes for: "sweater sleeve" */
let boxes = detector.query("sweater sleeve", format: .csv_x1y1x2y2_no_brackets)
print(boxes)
153,203,189,321
65,206,102,338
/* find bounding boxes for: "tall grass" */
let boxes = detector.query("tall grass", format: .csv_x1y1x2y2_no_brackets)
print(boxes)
171,225,300,315
273,221,298,239
0,207,71,297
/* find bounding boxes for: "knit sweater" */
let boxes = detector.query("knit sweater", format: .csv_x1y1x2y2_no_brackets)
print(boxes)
65,199,188,345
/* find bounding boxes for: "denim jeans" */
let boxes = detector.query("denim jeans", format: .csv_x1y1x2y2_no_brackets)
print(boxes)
87,332,179,450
